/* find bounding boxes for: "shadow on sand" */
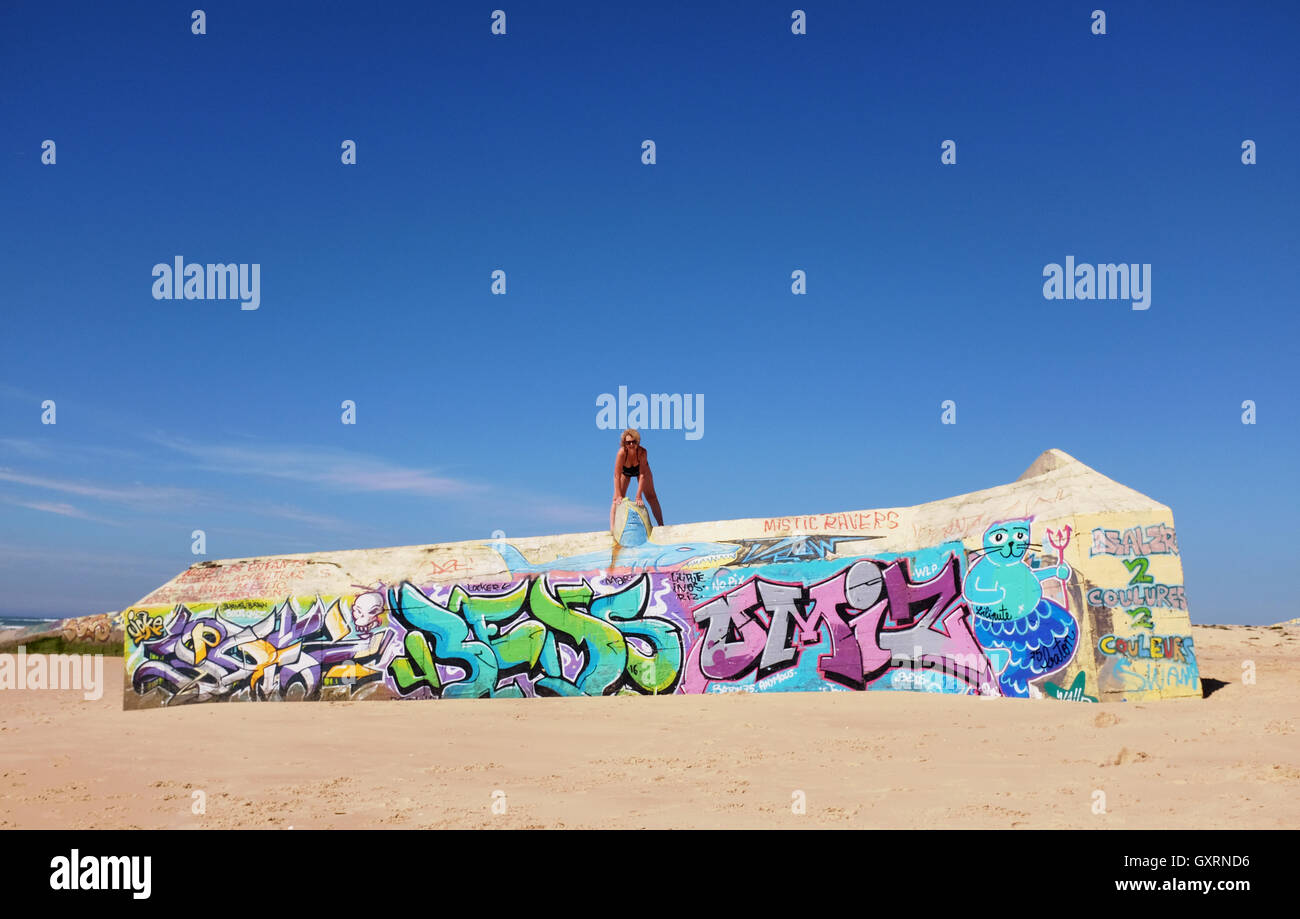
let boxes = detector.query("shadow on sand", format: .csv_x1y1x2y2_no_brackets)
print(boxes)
1201,677,1229,699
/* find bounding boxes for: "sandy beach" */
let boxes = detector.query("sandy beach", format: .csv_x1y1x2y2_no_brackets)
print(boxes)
1,621,1296,829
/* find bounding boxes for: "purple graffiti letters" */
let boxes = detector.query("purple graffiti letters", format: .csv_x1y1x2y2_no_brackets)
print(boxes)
684,555,995,693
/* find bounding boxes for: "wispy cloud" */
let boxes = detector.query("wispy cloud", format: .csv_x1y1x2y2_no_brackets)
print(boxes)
0,433,594,548
251,502,352,530
0,467,349,530
0,496,121,525
152,436,487,498
0,438,144,463
0,469,198,505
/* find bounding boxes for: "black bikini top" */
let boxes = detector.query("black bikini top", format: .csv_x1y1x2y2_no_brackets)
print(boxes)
622,446,642,477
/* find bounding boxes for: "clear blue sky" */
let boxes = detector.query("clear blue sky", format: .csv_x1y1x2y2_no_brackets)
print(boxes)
1,1,1296,623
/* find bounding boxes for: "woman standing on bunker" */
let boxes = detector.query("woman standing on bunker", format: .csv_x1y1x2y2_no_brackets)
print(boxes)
612,428,664,530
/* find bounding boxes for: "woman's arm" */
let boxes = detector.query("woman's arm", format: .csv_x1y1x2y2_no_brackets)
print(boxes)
636,448,648,502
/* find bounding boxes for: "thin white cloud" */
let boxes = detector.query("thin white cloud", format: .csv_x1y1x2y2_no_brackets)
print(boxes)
0,438,144,463
0,469,197,504
0,468,349,530
152,436,486,498
0,433,596,546
251,502,352,530
0,496,120,525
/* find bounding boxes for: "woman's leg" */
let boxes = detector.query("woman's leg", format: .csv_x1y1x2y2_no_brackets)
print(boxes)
643,483,664,527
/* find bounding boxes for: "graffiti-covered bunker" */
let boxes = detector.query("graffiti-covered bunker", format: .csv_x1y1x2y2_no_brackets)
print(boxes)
124,449,1198,707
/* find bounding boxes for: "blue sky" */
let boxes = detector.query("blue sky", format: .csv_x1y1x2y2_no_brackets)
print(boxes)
1,1,1296,622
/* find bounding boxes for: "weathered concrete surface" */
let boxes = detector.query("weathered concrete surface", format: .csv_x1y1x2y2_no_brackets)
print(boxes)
122,449,1200,707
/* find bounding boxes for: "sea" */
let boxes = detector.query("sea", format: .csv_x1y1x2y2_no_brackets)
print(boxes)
0,616,57,630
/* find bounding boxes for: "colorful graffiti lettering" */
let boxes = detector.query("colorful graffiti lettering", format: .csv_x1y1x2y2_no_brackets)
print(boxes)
125,610,165,644
1126,606,1155,629
130,576,684,704
683,554,996,694
1103,556,1162,628
131,597,396,703
1097,633,1198,696
1090,523,1179,557
60,612,118,644
1098,633,1194,663
387,575,682,698
1086,583,1186,610
1123,557,1154,584
125,523,1192,706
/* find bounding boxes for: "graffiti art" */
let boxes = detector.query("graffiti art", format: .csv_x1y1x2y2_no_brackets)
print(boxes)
125,518,1202,706
127,523,1091,705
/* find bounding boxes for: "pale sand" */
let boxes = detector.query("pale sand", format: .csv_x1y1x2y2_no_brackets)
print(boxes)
1,622,1296,829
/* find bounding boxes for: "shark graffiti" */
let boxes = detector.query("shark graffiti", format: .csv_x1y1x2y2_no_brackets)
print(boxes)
493,539,740,575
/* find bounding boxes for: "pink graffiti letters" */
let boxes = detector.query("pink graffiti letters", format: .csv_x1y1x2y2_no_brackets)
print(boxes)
683,555,994,693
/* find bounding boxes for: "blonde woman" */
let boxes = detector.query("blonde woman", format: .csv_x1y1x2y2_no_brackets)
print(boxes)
612,428,664,529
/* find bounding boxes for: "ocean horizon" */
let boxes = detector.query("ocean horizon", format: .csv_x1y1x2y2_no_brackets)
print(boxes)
0,616,59,629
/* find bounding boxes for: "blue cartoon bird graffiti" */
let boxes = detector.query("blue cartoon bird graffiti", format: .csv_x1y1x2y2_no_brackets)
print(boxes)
962,518,1078,697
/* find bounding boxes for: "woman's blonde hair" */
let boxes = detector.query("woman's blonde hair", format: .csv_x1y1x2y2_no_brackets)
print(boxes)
620,428,641,446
